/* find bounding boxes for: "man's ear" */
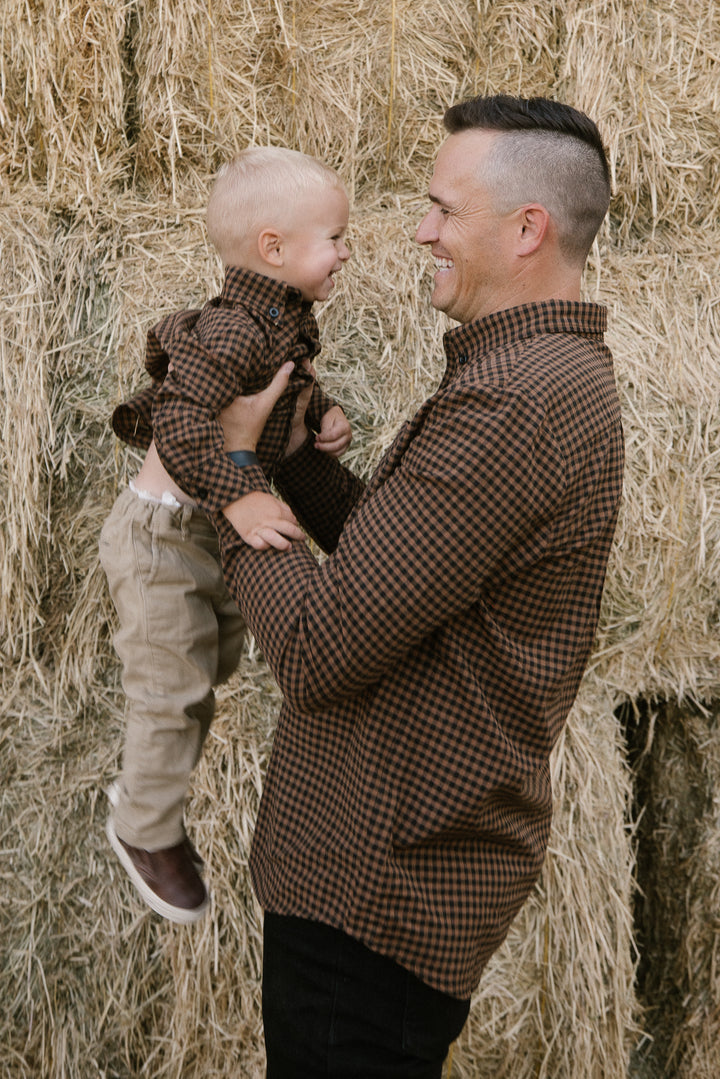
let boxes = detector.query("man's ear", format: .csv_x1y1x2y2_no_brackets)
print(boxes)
516,204,549,256
257,228,284,267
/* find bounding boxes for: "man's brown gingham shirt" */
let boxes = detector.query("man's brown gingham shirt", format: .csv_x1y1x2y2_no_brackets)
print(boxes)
214,300,624,999
111,266,332,512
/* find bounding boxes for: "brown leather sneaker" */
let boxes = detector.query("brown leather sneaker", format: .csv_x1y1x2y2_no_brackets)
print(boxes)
106,815,209,924
105,781,204,871
182,835,204,872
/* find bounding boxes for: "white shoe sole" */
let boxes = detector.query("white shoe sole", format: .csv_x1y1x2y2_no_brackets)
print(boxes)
105,812,210,925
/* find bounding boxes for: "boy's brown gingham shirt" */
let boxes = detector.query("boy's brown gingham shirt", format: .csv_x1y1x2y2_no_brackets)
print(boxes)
112,265,332,513
214,300,625,999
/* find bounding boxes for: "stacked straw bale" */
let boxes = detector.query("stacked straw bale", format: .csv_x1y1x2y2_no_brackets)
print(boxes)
1,0,130,203
625,696,720,1078
2,2,720,1076
562,1,720,238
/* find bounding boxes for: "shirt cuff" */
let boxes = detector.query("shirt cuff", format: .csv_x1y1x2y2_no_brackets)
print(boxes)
274,432,316,479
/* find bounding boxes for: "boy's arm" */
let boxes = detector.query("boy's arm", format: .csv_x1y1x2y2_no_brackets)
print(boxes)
316,405,352,457
217,364,362,553
305,381,334,431
111,384,157,449
109,309,203,452
151,311,275,512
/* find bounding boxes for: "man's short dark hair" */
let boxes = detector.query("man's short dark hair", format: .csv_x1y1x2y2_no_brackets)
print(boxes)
443,95,612,264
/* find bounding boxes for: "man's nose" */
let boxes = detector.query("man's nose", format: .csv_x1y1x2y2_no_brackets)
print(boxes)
415,210,436,245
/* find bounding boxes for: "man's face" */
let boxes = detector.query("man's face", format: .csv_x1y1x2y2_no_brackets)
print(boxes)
415,130,517,324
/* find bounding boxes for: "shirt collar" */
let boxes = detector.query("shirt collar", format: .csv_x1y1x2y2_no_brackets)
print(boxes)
220,264,312,323
444,300,607,365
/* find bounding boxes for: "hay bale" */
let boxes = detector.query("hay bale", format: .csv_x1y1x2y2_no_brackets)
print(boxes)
2,2,720,1076
0,664,274,1078
0,195,54,675
621,696,720,1079
129,0,565,200
562,1,720,236
588,234,720,703
0,0,129,203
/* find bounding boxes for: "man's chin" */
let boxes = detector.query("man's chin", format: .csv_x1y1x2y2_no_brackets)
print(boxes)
430,287,450,314
431,284,446,310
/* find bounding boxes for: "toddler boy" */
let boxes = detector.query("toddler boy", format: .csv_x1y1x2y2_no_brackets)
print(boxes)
100,147,351,923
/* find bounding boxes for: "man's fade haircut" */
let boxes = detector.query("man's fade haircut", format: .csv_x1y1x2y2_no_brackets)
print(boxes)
443,95,612,265
206,146,343,264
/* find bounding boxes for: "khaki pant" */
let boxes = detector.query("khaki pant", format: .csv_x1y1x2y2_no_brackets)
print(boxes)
99,487,245,849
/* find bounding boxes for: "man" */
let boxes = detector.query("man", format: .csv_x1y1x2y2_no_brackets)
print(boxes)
214,95,624,1076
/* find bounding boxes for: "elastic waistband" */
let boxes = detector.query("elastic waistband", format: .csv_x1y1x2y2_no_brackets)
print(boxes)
118,484,214,532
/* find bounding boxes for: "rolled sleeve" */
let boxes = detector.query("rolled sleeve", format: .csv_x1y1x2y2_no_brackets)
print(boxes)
151,319,271,512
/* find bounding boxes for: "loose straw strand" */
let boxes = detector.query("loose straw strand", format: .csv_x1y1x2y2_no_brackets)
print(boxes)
655,472,686,660
474,0,482,93
207,0,215,118
534,914,551,1077
385,0,397,177
291,0,297,114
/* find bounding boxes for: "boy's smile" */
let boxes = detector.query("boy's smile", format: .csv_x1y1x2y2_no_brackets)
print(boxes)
279,186,351,303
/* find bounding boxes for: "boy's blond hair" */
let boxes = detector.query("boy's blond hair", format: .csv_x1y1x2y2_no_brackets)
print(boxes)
207,146,344,265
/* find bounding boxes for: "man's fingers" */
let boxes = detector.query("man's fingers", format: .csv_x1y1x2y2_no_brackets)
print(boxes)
260,531,293,552
220,361,297,452
256,361,295,411
244,534,273,551
249,522,306,551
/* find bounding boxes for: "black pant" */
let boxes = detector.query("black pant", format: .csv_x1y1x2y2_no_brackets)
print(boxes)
262,913,470,1078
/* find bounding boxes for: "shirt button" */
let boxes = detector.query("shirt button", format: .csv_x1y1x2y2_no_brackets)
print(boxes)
269,307,279,319
458,353,468,365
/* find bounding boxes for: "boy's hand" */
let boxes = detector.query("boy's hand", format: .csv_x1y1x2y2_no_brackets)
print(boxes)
222,491,305,551
315,405,352,457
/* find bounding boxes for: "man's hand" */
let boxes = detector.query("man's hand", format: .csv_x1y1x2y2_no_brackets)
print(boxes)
315,405,352,457
219,361,297,453
223,491,305,551
219,360,315,457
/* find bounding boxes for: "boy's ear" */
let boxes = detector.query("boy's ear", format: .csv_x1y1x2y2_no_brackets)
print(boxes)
257,228,284,267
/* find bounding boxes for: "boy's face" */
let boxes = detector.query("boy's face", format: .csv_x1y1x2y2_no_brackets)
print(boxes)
280,185,351,302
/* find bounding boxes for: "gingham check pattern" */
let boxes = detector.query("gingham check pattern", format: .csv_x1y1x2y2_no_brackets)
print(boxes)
112,265,332,512
214,299,625,998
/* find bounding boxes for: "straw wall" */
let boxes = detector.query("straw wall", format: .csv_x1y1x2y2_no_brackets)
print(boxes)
2,2,719,1077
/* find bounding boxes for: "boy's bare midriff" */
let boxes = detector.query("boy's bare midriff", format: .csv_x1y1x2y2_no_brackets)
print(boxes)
134,441,196,506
